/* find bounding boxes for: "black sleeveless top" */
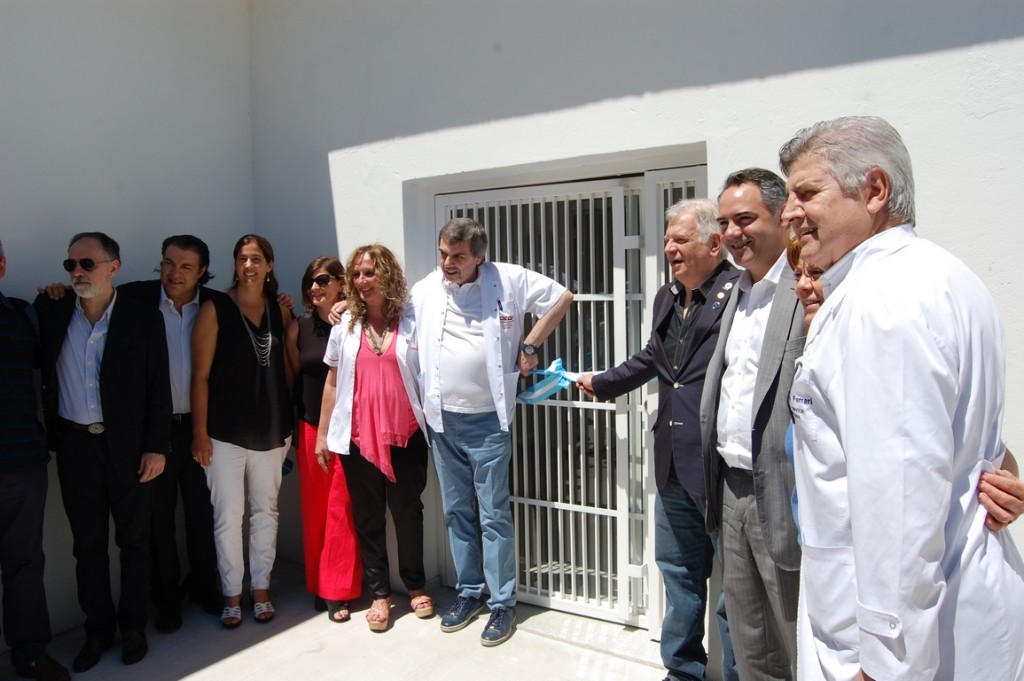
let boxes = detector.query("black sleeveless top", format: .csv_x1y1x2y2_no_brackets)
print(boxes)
295,312,331,426
207,291,292,450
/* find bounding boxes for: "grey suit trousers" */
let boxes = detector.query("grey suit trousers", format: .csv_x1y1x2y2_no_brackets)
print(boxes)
720,465,798,681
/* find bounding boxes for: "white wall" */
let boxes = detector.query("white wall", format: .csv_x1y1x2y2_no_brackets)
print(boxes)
0,0,254,297
0,0,253,635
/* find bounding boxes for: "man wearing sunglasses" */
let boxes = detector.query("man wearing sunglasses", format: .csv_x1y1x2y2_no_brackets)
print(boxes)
35,232,171,672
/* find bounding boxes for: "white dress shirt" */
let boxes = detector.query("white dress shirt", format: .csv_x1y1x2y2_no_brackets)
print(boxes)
159,286,201,414
716,252,787,471
790,225,1024,680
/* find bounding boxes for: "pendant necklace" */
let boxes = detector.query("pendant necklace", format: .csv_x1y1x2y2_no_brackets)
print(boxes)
240,302,272,367
365,323,389,356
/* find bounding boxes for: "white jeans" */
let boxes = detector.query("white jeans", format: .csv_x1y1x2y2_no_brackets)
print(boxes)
206,437,291,597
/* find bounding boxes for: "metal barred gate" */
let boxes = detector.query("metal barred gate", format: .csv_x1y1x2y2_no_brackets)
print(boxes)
434,166,706,629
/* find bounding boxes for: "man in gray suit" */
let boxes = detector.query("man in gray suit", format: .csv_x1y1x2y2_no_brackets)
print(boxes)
699,168,803,680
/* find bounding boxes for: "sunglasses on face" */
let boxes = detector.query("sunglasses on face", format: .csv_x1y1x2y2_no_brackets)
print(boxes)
63,258,111,273
311,274,338,287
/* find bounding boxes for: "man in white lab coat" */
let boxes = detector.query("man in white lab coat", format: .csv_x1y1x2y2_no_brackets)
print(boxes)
781,115,1024,681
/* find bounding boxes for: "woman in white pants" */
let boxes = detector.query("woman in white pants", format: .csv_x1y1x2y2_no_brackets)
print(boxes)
191,234,294,628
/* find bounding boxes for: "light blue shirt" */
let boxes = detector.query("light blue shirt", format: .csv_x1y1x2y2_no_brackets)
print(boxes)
57,293,116,424
159,286,200,413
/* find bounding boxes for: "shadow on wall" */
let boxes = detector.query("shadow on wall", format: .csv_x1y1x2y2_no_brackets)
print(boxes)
251,0,1024,146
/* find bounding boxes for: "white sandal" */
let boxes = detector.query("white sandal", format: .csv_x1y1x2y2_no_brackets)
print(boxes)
221,605,242,629
251,591,275,624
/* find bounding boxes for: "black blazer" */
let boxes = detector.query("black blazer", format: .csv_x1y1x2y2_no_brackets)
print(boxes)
592,262,738,495
35,291,172,486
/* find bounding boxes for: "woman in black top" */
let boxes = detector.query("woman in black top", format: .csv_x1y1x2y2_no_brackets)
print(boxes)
285,257,361,622
191,234,293,628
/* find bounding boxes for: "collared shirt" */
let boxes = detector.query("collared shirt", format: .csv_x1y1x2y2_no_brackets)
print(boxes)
716,252,787,471
662,269,719,374
790,225,1024,680
438,279,493,412
57,292,116,424
159,285,201,413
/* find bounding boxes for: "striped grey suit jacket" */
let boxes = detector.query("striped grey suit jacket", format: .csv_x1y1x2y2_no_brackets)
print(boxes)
699,264,804,571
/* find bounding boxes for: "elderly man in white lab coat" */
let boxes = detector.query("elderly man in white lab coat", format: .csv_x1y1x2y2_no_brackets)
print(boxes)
780,116,1024,681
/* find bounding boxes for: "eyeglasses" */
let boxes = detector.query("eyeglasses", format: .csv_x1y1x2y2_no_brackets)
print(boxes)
63,258,111,273
311,274,338,287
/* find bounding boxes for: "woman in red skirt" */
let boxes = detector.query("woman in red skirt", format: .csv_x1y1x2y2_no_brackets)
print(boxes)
286,257,361,621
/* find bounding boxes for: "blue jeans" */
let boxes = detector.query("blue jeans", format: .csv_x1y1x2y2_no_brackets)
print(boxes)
656,470,736,681
429,411,516,608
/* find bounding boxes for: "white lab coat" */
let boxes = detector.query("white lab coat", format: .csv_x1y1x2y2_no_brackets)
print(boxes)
321,306,424,455
411,261,567,433
790,226,1024,681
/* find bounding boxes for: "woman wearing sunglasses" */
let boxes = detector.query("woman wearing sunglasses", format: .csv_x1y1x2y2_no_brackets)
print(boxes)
315,244,432,632
191,234,294,628
284,257,361,622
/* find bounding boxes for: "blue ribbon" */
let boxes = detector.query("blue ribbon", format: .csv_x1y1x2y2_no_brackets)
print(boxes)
517,357,581,404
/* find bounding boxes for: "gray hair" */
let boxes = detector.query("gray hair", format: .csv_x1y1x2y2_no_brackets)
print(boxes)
779,116,915,225
439,217,488,258
665,198,724,261
718,168,787,217
0,239,4,259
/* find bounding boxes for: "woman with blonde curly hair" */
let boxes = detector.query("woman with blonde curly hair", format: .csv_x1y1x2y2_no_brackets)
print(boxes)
315,244,432,632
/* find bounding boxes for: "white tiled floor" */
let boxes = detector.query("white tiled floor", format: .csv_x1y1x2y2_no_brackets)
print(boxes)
5,560,664,681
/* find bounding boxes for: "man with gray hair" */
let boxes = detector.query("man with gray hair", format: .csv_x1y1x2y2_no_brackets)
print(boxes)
577,199,738,681
35,232,171,672
0,240,70,681
411,217,573,646
781,116,1024,680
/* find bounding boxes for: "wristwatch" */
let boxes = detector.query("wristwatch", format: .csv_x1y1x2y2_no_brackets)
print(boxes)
520,342,538,356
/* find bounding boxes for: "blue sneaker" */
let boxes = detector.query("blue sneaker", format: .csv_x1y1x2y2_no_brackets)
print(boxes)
480,605,516,647
439,595,485,632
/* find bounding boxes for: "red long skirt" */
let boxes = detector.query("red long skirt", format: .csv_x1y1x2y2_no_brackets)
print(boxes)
297,419,362,600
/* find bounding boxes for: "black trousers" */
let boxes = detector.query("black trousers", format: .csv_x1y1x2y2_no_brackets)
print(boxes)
0,466,52,665
55,427,153,638
149,416,219,609
342,430,428,599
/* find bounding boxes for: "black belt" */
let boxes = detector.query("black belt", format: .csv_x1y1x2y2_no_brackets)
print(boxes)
58,417,105,435
172,413,191,422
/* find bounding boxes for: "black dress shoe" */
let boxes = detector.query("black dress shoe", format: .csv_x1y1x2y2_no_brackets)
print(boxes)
191,589,225,616
13,653,71,681
121,630,148,666
155,607,183,634
72,637,113,673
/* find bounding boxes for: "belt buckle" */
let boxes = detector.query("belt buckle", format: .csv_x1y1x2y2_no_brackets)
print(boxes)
87,423,105,435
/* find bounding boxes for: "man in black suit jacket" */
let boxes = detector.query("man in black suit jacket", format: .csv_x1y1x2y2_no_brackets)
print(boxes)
35,232,171,673
117,235,222,631
577,199,739,681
